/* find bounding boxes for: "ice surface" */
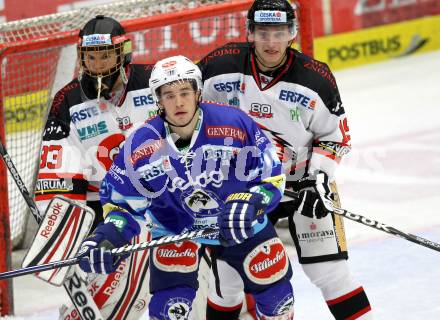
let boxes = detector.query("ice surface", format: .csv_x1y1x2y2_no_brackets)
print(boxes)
6,50,440,319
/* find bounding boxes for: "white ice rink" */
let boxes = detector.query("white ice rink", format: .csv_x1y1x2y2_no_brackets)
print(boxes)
6,50,440,319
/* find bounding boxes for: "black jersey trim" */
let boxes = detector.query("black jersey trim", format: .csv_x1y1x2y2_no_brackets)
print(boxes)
250,50,294,91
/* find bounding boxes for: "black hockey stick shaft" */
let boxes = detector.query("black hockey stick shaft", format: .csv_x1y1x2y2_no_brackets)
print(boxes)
0,228,219,280
0,140,42,224
0,140,104,320
284,190,440,252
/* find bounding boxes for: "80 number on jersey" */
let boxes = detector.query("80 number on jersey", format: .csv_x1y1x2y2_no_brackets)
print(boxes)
249,103,273,119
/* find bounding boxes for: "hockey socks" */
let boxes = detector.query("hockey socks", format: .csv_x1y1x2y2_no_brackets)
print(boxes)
149,285,196,320
301,260,373,319
327,286,372,320
206,299,242,320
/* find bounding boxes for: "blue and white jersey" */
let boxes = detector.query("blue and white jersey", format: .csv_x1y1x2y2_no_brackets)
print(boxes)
100,102,285,244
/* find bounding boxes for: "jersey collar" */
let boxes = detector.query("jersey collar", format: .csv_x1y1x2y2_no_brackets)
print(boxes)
164,107,203,155
250,49,294,91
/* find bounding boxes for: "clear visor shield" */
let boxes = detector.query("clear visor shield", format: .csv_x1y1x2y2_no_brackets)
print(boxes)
79,44,123,77
251,27,295,43
160,88,197,104
156,79,198,103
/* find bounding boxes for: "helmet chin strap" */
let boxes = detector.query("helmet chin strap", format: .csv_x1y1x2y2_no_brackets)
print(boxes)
78,65,123,101
96,71,122,100
96,76,104,100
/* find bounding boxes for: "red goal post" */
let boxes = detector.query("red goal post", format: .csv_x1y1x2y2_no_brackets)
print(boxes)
0,0,313,315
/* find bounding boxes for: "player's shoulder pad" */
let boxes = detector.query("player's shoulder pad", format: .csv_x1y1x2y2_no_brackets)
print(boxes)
42,117,70,141
198,42,249,80
126,115,166,163
43,79,82,141
291,49,344,116
199,101,255,128
126,64,154,91
50,78,81,119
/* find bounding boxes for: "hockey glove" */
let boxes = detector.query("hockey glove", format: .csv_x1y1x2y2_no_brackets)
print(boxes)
77,211,140,274
219,192,266,246
293,170,334,219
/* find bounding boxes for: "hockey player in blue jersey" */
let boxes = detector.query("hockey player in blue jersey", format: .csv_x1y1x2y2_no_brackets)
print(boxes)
77,55,295,319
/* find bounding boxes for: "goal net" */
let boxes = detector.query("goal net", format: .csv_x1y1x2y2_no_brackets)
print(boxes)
0,0,312,315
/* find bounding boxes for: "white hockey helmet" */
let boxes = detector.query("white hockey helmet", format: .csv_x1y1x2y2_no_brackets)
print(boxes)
149,55,203,104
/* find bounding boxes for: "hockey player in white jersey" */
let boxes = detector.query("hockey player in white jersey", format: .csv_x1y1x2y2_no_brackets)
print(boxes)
198,0,373,319
33,15,157,319
77,55,295,320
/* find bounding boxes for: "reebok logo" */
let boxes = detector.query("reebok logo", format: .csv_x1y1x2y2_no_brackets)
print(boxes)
40,202,63,238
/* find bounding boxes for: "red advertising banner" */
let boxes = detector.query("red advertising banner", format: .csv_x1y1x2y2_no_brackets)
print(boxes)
1,0,440,37
328,0,440,35
129,16,247,64
0,0,77,21
1,11,249,97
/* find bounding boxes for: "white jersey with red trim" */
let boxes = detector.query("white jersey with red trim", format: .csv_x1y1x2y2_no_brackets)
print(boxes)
199,44,374,320
35,64,156,320
198,42,351,182
35,64,157,214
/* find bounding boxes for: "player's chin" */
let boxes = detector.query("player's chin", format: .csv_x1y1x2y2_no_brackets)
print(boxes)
262,52,281,62
171,117,188,126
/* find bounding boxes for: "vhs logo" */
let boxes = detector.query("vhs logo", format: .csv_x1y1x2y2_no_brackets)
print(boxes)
77,121,108,140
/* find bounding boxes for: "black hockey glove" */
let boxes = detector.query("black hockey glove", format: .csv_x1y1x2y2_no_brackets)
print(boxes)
292,170,334,219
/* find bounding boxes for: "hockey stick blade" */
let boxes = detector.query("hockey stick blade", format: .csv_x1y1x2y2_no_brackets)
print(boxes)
284,190,440,253
0,228,219,280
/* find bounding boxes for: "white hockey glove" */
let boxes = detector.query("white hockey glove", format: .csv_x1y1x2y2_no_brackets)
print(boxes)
22,196,95,285
292,170,334,219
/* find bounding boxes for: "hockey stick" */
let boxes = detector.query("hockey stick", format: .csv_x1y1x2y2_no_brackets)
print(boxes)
0,141,42,224
0,141,104,320
0,228,219,280
284,189,440,253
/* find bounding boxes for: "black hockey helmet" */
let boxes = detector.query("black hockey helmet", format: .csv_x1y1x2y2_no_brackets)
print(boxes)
78,15,132,77
78,15,132,100
247,0,297,36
